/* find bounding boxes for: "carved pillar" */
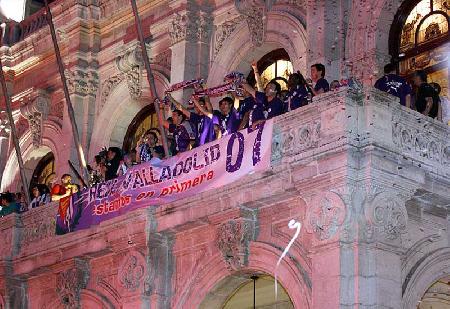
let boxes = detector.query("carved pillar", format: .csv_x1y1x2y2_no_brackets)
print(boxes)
168,7,212,102
63,63,98,170
55,259,90,309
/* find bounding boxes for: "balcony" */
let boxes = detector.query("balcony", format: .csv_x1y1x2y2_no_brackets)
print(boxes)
0,87,449,275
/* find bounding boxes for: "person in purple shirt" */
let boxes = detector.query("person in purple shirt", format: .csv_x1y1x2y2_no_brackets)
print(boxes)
211,97,241,137
235,90,255,129
168,94,216,147
310,63,329,96
242,61,284,129
285,71,311,111
374,63,412,108
160,109,191,155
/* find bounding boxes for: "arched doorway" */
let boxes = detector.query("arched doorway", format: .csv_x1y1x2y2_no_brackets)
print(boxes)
390,0,449,96
122,104,160,154
29,151,55,192
418,276,450,308
246,48,293,91
200,273,294,309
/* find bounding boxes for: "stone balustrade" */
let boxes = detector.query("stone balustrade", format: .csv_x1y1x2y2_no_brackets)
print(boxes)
1,87,448,260
0,87,449,308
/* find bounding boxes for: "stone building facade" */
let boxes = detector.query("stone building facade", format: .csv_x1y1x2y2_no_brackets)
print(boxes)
0,0,449,308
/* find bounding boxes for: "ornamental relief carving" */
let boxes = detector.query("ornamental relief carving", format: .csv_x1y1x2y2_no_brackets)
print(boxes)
272,120,321,161
100,73,124,111
215,219,256,271
55,261,90,309
116,46,143,99
392,116,449,168
20,90,50,147
366,192,408,241
213,17,243,59
305,191,346,241
118,251,147,294
169,11,198,44
21,218,56,247
0,111,10,139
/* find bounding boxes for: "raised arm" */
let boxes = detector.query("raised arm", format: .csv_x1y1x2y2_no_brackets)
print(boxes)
193,97,213,118
168,94,191,118
252,61,263,92
241,82,256,98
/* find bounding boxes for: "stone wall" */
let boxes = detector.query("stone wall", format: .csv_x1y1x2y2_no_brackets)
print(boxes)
0,88,449,308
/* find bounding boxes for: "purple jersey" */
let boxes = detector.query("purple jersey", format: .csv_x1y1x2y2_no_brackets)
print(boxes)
314,78,330,94
374,74,412,106
255,91,284,119
285,85,309,111
169,123,190,154
213,108,240,136
189,112,216,146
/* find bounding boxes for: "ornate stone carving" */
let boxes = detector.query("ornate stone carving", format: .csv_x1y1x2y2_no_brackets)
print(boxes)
55,260,90,309
19,90,50,147
272,120,321,161
15,116,29,139
100,74,124,109
21,218,56,247
213,17,242,59
306,191,347,241
65,69,90,96
367,192,408,241
197,12,213,43
168,11,198,44
118,251,147,293
235,0,270,46
216,219,255,271
116,46,143,99
0,111,10,139
392,113,449,167
151,49,171,70
50,101,64,122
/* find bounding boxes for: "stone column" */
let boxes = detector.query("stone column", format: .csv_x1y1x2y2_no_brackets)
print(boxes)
168,7,212,102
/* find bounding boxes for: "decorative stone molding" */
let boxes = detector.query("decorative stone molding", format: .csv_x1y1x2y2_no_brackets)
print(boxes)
151,49,171,71
392,115,449,169
65,69,89,96
235,0,270,46
213,17,243,59
272,119,321,162
55,260,90,309
116,46,143,99
19,89,50,147
118,251,147,293
0,111,10,139
366,192,408,241
197,12,213,44
50,101,64,122
15,116,29,140
168,11,198,44
100,74,124,109
306,191,347,241
215,218,256,271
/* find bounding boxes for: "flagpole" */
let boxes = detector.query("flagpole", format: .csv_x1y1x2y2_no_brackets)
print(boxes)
129,0,170,157
0,52,31,205
43,0,89,183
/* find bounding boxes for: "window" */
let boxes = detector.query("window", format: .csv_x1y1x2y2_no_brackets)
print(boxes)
30,152,55,192
390,0,449,97
247,48,293,90
122,105,160,154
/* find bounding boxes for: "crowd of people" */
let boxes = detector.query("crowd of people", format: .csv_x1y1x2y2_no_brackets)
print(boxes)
1,61,448,218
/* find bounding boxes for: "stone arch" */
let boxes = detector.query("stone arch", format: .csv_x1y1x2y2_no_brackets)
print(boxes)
89,70,169,159
208,10,307,89
0,119,61,191
402,248,450,308
174,242,311,309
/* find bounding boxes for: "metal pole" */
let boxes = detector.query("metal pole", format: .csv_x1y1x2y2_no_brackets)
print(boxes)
251,275,258,309
43,0,89,183
129,0,170,157
0,54,31,205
